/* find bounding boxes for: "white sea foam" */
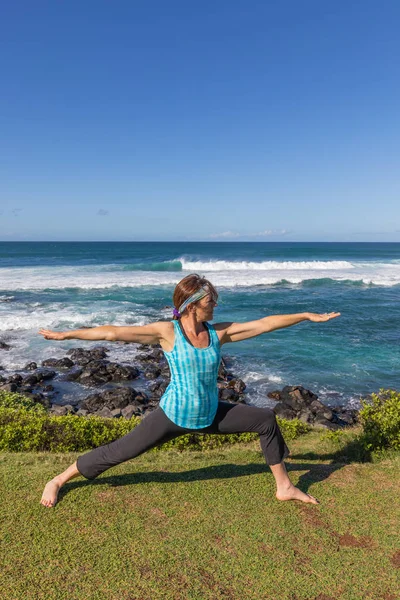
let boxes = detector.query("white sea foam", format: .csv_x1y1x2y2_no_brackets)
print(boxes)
179,259,354,271
0,303,151,332
0,258,400,291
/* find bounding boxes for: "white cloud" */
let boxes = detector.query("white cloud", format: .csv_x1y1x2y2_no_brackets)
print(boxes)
207,229,291,239
97,209,109,216
207,231,242,239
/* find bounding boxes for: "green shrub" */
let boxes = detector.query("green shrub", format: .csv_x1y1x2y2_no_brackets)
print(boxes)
359,389,400,452
320,429,346,445
0,390,47,413
0,390,310,453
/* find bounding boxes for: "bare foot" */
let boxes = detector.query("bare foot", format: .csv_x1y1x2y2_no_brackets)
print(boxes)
40,478,62,508
276,485,319,504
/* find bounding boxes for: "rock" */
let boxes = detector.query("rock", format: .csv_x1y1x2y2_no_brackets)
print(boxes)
148,380,168,398
110,408,122,418
121,404,143,419
309,399,326,413
106,363,140,381
41,358,59,367
42,384,55,392
75,409,89,417
7,374,23,385
50,405,68,416
0,383,18,392
81,387,143,412
77,360,140,387
219,388,239,402
59,367,83,381
36,369,56,381
160,364,171,378
25,362,37,371
226,378,246,394
42,357,74,368
18,386,33,394
66,347,108,365
273,402,297,420
218,358,230,381
0,375,7,384
96,407,114,419
31,394,51,409
0,341,11,351
134,391,148,403
56,357,74,368
144,366,161,379
334,410,358,426
22,374,40,386
297,409,312,423
312,417,341,430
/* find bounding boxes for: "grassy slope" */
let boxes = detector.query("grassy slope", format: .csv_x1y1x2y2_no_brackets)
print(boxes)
0,428,399,600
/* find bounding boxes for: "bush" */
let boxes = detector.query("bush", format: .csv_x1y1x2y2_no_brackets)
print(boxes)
0,390,47,413
359,389,400,452
0,390,310,452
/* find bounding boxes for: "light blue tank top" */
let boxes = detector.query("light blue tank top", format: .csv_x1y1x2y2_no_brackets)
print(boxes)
159,320,221,429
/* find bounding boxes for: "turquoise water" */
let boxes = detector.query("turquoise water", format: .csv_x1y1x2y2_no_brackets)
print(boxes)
1,242,399,408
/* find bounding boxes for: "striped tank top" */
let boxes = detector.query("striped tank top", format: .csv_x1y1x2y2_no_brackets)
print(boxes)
159,320,221,429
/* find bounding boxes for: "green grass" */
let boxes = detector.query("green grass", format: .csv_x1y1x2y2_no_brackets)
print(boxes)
1,427,399,600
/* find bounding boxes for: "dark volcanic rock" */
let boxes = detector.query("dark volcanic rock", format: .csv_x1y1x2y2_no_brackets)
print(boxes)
121,404,144,419
35,369,56,381
42,357,74,368
24,362,38,371
7,374,23,385
66,347,108,365
144,366,162,379
268,385,357,427
59,367,83,381
273,402,297,420
76,360,139,387
0,383,18,392
81,387,148,412
106,363,140,380
50,404,76,416
219,388,245,402
22,374,40,386
0,341,11,351
217,358,230,381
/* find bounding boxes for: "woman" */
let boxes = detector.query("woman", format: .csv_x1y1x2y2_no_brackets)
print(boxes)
39,273,340,508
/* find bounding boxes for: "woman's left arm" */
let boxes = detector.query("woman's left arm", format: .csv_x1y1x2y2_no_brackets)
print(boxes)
214,312,340,344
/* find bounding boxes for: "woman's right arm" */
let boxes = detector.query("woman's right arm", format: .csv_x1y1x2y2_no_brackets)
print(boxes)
38,322,169,345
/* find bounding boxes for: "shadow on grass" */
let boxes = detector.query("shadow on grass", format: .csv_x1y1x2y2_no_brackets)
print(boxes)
56,437,372,504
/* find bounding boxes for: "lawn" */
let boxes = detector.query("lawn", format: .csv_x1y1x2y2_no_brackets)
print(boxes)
0,428,399,600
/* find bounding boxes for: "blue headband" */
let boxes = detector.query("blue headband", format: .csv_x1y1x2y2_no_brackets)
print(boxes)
173,286,210,318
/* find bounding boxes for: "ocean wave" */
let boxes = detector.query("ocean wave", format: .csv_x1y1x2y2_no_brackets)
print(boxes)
120,260,183,272
0,304,151,333
179,259,355,271
1,261,400,291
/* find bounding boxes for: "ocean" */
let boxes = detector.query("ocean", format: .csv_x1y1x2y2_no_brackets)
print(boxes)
1,241,399,410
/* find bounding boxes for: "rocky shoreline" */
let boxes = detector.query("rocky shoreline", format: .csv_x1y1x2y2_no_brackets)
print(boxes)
0,344,358,429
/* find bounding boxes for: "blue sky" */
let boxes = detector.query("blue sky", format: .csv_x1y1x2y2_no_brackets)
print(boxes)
1,1,399,242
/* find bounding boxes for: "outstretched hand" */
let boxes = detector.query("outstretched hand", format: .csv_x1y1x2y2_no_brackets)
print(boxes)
307,312,341,323
38,329,65,340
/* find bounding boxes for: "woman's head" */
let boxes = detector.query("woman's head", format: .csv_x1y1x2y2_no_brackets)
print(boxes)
172,274,218,320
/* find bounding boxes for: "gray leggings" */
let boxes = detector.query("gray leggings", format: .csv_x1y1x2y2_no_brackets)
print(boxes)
76,401,290,480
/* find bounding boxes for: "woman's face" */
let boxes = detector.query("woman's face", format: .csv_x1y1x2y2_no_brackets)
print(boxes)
193,293,218,320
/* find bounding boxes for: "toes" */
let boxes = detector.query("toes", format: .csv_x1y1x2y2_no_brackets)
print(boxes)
307,494,320,504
